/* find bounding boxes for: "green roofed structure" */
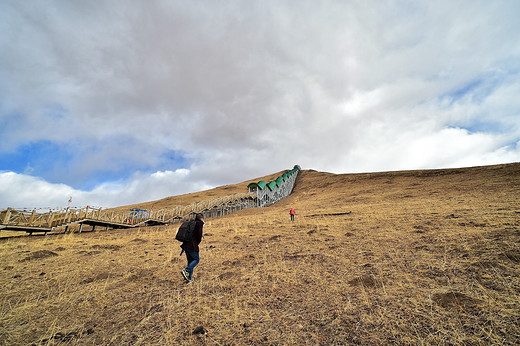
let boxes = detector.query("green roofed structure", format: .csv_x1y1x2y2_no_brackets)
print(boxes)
247,165,301,207
267,181,277,191
247,180,267,192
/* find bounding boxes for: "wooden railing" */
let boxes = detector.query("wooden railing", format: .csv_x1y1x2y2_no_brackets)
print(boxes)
0,192,256,232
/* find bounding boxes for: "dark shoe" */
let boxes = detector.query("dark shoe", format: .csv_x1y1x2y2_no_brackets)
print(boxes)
181,269,190,282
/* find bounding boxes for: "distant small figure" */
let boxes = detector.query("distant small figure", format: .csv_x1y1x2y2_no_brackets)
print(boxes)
289,207,296,221
180,213,204,284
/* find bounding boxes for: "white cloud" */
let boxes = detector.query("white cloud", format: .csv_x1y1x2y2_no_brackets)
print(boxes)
0,172,75,209
0,169,211,209
0,1,519,208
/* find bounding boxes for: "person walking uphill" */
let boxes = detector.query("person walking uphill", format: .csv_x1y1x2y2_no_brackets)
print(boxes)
290,207,296,221
180,213,204,284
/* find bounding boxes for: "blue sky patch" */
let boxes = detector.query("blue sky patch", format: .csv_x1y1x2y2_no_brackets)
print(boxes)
0,138,191,190
443,74,501,105
0,140,73,176
157,150,190,171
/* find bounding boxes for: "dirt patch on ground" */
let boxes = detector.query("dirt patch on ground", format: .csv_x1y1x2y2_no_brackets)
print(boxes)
218,271,238,280
91,244,122,251
432,292,482,312
38,329,95,344
19,250,58,262
348,275,383,288
80,272,112,284
283,253,324,261
78,250,102,256
500,250,520,263
126,268,155,282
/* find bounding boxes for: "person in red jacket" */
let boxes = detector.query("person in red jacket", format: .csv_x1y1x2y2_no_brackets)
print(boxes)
289,207,296,221
181,213,204,284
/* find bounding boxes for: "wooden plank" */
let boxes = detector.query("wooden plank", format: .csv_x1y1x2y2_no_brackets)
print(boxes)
2,209,11,225
29,210,36,226
1,225,53,233
47,213,55,227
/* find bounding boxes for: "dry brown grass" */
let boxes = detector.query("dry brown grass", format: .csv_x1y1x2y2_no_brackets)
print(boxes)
1,163,519,345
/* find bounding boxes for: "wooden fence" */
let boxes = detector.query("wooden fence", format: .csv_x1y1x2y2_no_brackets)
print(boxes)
0,192,256,233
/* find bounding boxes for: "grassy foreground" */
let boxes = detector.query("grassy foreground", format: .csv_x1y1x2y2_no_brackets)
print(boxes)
1,163,519,345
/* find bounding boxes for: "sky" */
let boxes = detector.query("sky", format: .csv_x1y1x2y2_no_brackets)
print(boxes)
1,0,519,210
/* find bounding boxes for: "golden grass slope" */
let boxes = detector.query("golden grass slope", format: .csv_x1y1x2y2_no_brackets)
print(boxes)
1,163,519,344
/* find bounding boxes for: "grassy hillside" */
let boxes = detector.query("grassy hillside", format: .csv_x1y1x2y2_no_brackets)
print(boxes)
1,163,519,344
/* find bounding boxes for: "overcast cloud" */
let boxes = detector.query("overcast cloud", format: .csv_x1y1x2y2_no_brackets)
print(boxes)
1,0,519,209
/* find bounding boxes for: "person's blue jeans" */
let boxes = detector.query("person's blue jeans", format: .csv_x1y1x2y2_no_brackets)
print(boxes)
184,248,200,279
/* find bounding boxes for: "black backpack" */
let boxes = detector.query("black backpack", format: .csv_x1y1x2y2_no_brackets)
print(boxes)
175,220,197,242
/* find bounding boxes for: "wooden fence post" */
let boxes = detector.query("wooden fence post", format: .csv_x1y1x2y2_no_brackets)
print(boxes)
47,212,55,227
29,210,36,226
2,209,11,224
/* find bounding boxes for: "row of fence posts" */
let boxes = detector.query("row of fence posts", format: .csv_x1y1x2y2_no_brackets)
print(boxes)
0,206,107,228
1,195,257,229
